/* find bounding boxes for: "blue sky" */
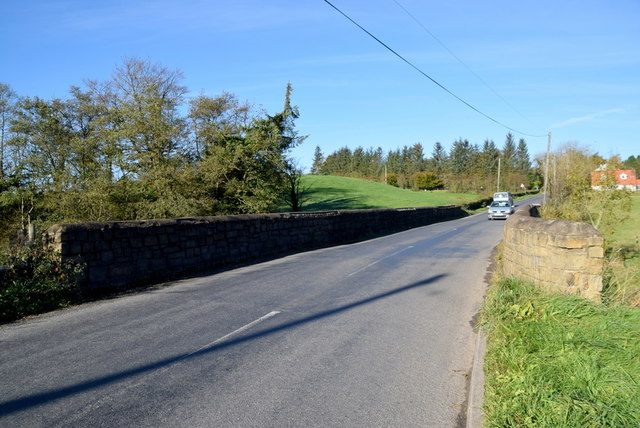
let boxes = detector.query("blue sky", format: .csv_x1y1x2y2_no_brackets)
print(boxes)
2,0,639,171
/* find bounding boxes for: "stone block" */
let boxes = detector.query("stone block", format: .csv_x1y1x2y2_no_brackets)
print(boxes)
588,246,604,258
502,205,604,303
93,239,109,251
143,235,159,246
101,250,114,263
109,263,132,278
88,266,108,282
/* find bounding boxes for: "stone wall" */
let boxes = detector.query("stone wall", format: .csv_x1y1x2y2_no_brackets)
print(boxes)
46,206,465,290
502,204,604,302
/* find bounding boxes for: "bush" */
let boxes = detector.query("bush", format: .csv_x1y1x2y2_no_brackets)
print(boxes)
464,196,494,211
386,173,398,187
411,172,444,190
0,244,84,323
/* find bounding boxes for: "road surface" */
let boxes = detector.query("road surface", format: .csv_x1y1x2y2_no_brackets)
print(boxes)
0,201,535,427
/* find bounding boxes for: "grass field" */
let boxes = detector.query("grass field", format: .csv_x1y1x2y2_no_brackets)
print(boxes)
609,192,640,248
604,192,640,306
298,175,479,211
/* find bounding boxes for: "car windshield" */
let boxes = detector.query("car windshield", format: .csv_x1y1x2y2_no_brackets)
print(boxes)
491,201,510,207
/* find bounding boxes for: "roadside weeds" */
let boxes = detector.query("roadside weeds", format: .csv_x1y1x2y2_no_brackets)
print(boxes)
480,278,640,427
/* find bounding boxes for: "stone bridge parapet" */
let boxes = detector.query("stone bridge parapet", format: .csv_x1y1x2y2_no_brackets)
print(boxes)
46,206,465,290
502,204,604,301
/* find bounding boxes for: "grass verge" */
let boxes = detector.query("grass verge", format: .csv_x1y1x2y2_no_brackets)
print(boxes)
481,278,640,427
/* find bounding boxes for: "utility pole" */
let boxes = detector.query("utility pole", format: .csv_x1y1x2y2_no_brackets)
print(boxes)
543,132,551,205
496,158,501,192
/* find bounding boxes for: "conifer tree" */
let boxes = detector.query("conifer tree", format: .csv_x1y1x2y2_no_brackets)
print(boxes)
311,146,324,174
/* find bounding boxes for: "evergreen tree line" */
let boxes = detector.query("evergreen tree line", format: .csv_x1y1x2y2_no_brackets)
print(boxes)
312,134,539,193
0,58,305,245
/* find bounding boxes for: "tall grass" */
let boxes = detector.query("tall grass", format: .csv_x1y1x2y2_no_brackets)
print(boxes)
482,278,640,427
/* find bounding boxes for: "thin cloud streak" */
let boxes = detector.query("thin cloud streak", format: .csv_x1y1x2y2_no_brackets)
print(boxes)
551,108,626,129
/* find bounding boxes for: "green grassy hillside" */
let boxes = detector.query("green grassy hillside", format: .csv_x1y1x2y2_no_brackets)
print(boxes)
298,175,479,211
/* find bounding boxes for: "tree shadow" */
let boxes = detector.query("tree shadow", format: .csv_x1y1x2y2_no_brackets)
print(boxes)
302,197,374,211
0,274,446,416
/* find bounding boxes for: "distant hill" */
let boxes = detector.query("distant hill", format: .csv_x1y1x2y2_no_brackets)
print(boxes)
297,175,479,211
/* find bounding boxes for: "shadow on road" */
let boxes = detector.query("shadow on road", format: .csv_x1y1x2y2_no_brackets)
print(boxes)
0,274,447,416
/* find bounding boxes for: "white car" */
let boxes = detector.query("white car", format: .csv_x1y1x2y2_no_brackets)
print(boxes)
493,191,514,207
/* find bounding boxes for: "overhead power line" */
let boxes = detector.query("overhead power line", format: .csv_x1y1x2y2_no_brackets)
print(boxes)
391,0,537,128
323,0,545,138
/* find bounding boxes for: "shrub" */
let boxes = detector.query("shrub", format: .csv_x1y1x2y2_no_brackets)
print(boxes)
386,173,398,187
411,172,444,191
0,244,84,323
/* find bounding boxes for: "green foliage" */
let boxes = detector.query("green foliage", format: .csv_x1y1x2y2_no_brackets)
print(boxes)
608,192,640,249
501,132,516,173
601,192,640,307
544,144,599,204
516,138,531,172
322,145,384,179
482,278,640,427
316,134,535,194
603,253,640,307
411,171,443,190
623,154,640,171
541,145,632,236
0,60,305,238
448,138,477,175
0,244,84,323
386,173,398,187
542,149,639,307
311,145,324,175
478,139,499,176
0,83,17,181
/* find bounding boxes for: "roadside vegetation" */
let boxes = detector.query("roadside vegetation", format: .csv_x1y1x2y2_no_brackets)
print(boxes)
482,144,640,426
539,143,639,306
0,61,306,249
482,278,640,427
605,192,640,306
0,243,83,323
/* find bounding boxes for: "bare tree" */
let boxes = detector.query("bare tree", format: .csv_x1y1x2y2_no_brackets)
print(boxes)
283,162,310,212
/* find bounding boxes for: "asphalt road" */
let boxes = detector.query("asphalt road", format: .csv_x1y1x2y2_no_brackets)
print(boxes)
0,200,537,427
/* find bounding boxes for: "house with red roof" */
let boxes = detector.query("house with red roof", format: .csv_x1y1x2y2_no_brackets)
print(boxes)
591,169,640,191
